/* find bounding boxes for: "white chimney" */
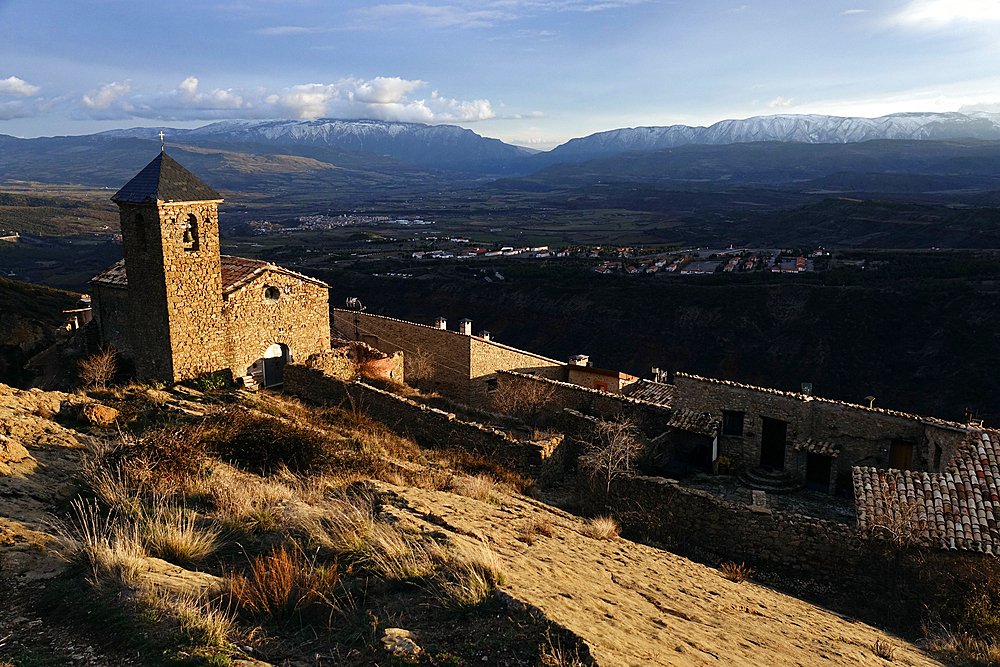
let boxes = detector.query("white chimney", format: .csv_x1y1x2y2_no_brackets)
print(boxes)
478,330,491,341
435,317,447,330
459,318,473,335
569,354,590,366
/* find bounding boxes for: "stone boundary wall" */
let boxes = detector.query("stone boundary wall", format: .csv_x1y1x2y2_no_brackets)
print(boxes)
284,364,562,480
498,371,675,435
586,474,861,575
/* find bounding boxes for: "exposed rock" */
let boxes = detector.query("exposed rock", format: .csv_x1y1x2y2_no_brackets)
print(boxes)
0,434,31,474
80,403,119,426
382,628,423,657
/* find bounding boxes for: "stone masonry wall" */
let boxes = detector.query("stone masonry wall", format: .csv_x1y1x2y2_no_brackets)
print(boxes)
158,201,229,382
284,363,561,479
332,310,471,400
332,310,564,406
672,374,968,491
497,371,675,435
90,284,130,356
224,270,330,379
584,474,861,576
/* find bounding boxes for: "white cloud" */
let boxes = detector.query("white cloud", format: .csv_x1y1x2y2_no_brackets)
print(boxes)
0,100,33,120
767,96,793,108
842,8,866,14
892,0,1000,27
353,0,649,29
82,81,132,110
959,101,1000,113
254,25,318,35
76,76,497,124
0,76,41,97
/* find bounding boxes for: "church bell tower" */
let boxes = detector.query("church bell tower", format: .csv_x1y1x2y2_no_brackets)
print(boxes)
111,151,229,382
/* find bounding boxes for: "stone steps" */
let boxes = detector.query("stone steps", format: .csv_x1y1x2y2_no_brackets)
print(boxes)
738,466,804,494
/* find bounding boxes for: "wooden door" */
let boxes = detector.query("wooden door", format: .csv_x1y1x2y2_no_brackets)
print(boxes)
760,417,787,470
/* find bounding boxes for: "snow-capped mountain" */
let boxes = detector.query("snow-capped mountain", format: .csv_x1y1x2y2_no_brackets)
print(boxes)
537,112,1000,165
98,119,536,174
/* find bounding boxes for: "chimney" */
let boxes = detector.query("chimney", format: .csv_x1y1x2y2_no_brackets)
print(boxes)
459,318,473,335
568,354,590,367
478,330,491,341
435,317,447,330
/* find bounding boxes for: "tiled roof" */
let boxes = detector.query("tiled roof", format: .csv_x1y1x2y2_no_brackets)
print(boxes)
112,152,222,204
854,429,1000,554
793,438,841,458
666,407,718,437
90,255,328,293
622,379,675,406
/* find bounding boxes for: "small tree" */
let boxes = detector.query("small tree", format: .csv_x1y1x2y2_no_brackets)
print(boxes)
579,418,644,496
78,347,118,389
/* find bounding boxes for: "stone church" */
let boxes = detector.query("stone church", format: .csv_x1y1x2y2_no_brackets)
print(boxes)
90,151,330,387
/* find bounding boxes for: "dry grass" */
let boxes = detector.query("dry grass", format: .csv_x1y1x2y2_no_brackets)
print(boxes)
518,516,555,545
583,516,620,541
453,474,503,504
62,497,145,589
142,503,220,567
227,544,339,622
926,630,1000,665
437,542,506,609
540,629,586,667
872,637,895,661
146,591,234,649
719,561,753,584
365,525,441,581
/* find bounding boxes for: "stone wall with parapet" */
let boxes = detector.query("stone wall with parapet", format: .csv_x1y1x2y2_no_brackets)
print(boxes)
582,473,861,576
284,363,563,481
496,370,675,435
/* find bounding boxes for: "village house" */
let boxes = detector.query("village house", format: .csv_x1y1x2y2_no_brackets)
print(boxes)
89,151,331,387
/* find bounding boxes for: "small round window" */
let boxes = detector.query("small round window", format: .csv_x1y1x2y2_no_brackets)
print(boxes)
264,286,280,304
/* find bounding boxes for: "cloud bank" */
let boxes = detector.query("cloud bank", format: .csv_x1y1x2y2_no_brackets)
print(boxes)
75,76,496,124
891,0,1000,27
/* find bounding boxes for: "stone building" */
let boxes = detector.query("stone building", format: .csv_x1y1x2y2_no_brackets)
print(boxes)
670,373,969,495
90,151,330,386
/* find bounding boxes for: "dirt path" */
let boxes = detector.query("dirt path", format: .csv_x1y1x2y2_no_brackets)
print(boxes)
379,482,945,667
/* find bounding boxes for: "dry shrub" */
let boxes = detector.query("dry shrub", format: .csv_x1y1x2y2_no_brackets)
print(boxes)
431,447,535,495
78,347,118,389
719,561,753,584
518,517,554,545
142,503,220,567
228,544,339,622
139,423,211,488
203,408,333,473
872,637,895,661
62,497,145,589
437,542,506,609
583,516,619,541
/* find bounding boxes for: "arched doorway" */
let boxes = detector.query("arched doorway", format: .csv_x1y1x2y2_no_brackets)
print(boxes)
261,343,289,388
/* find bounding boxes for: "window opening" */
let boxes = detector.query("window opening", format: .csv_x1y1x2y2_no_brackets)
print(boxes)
264,286,280,304
183,213,199,251
722,411,745,436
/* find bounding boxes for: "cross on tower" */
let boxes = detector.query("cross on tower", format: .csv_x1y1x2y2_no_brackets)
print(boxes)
159,131,165,150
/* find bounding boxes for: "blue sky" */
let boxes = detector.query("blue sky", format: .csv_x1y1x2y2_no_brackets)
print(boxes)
2,0,999,148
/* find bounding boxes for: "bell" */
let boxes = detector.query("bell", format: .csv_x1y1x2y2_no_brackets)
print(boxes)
183,229,193,243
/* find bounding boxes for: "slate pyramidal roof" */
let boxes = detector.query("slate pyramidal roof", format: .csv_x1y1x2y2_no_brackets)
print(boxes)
112,151,222,204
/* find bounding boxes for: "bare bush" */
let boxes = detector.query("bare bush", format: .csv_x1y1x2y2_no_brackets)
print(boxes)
490,376,555,422
78,347,118,389
579,418,644,495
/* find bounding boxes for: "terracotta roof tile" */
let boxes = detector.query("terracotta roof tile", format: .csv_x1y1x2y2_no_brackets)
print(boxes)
622,379,675,406
793,438,841,457
666,408,718,437
854,428,1000,554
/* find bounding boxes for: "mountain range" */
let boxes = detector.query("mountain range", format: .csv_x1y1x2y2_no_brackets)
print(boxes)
91,111,1000,174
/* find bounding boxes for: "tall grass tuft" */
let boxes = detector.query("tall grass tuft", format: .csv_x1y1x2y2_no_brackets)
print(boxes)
62,497,145,589
227,544,339,622
142,502,220,567
437,542,506,609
